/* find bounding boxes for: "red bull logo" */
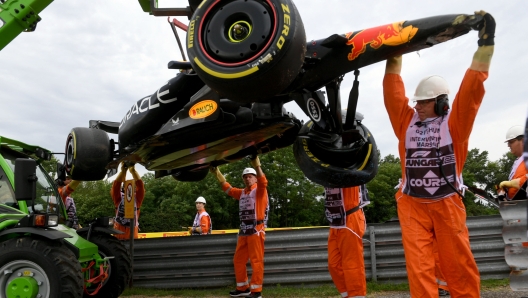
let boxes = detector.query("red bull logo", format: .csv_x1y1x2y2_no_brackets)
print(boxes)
345,21,418,61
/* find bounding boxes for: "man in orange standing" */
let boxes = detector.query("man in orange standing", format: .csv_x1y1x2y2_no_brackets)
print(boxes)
58,175,81,229
191,196,212,235
111,162,145,240
210,155,268,298
325,185,369,298
382,11,495,297
497,125,526,200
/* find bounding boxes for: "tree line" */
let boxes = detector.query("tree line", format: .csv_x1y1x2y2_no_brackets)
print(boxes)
53,146,514,233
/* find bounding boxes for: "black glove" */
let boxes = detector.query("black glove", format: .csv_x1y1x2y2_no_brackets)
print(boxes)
475,11,495,46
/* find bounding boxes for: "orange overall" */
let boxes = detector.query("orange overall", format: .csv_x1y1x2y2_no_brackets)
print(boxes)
506,157,527,200
222,175,268,294
384,69,487,297
192,209,211,235
111,179,145,240
326,187,367,298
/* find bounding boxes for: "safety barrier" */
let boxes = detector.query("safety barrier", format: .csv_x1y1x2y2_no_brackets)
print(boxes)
128,215,510,289
499,199,528,291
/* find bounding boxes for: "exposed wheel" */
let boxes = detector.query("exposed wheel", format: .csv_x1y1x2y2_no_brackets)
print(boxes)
64,127,112,181
171,166,210,182
187,0,306,103
78,233,131,298
293,121,379,188
0,237,83,298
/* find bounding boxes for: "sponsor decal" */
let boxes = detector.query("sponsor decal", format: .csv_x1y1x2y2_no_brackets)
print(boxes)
410,150,431,158
409,170,455,195
171,117,179,126
276,4,291,50
119,81,178,129
345,21,418,61
306,98,322,122
189,100,217,119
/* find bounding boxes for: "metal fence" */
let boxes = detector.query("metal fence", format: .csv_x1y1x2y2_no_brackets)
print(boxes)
129,215,510,289
499,199,528,291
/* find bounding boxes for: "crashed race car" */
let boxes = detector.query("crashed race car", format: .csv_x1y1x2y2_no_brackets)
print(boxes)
61,0,486,188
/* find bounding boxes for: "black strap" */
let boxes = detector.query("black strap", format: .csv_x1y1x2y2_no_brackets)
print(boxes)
345,205,361,216
256,220,264,225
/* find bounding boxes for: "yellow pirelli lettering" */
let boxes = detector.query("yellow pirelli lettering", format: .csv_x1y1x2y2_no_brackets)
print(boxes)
194,57,259,78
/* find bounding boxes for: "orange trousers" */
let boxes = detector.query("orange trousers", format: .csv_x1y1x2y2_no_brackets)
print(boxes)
397,195,479,297
234,232,266,293
113,222,139,240
433,238,449,291
327,211,366,297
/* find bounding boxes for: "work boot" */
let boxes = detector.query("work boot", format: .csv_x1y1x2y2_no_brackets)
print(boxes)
249,292,262,298
229,288,250,297
438,288,450,296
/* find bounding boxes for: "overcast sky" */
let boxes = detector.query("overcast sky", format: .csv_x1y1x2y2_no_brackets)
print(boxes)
1,0,526,177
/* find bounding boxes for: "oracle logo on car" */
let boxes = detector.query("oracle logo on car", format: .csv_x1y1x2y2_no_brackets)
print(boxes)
189,100,217,119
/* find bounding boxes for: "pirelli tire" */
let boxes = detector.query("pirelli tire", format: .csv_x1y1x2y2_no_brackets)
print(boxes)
293,121,379,188
0,237,83,298
64,127,112,181
187,0,306,103
78,232,132,298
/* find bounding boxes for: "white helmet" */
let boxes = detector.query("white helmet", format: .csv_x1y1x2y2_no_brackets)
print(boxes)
412,75,450,101
195,196,206,204
242,168,257,177
505,125,524,142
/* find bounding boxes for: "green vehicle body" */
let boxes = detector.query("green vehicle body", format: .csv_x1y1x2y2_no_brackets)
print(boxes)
0,135,101,262
0,0,175,51
0,135,131,297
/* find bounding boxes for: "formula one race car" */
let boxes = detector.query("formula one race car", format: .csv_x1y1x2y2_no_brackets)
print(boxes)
60,0,485,187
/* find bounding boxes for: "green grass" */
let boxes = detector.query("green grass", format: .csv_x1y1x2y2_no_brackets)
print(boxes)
121,279,510,297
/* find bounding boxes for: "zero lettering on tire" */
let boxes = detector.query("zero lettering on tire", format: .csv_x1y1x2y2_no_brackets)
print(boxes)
187,0,306,103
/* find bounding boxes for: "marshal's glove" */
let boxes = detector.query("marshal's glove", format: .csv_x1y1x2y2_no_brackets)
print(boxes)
475,10,495,46
210,167,226,184
499,179,521,190
250,155,261,168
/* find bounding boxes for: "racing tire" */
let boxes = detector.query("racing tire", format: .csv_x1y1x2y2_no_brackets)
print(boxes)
78,232,132,298
65,127,112,181
293,121,379,188
187,0,306,103
0,237,83,298
171,167,210,182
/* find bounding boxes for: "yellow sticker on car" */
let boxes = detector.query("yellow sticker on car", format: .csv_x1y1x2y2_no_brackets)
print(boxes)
189,100,218,119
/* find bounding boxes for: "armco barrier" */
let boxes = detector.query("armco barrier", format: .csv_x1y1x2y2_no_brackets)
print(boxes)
127,215,510,289
499,199,528,291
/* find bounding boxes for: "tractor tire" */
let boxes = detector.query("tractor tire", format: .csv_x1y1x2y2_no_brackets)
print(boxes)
187,0,306,103
78,232,132,298
293,121,379,188
64,127,112,181
0,237,83,298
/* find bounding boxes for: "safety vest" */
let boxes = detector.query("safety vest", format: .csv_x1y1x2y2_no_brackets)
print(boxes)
115,193,139,227
64,196,79,229
325,185,370,228
192,210,211,235
403,113,459,199
238,187,269,235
